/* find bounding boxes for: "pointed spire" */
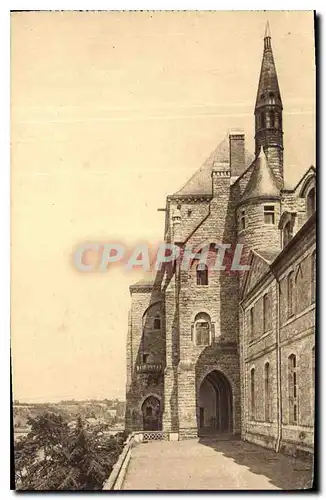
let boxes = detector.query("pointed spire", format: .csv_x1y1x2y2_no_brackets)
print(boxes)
264,21,272,49
240,147,280,204
264,21,271,39
255,21,282,110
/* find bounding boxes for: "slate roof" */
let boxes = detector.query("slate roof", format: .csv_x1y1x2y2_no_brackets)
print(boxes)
255,24,283,110
173,135,254,197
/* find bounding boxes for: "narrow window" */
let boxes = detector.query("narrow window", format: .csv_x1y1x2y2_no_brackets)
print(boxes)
287,272,295,318
288,354,298,424
142,353,149,364
283,221,292,248
194,313,211,347
264,363,271,422
250,368,255,420
264,205,275,225
240,209,246,230
249,307,254,340
311,251,316,303
261,112,266,128
196,264,208,286
270,110,275,128
307,187,316,219
263,293,270,332
295,267,303,314
153,314,161,330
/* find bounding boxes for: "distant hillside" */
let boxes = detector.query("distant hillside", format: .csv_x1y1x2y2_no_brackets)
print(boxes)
13,399,126,430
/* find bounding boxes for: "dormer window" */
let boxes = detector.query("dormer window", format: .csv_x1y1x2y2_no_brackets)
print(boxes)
278,211,296,249
264,205,275,225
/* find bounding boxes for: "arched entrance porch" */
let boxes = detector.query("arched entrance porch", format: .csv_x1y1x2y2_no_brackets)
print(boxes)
197,370,233,436
141,395,162,431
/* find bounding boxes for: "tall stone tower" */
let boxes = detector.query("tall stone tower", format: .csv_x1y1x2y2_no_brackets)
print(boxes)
254,22,284,186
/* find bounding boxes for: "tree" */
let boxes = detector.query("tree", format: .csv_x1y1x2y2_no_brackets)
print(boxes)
14,412,127,490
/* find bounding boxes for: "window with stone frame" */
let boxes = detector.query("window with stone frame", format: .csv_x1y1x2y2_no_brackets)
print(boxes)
250,368,255,420
295,265,304,314
153,314,161,330
264,205,275,225
264,362,271,422
196,263,208,286
248,307,254,341
288,354,298,425
263,292,271,332
192,312,213,346
142,353,149,364
287,271,295,318
279,277,287,325
311,251,316,303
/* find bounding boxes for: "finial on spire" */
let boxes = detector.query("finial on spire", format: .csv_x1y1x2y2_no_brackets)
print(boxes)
264,21,271,49
264,21,271,38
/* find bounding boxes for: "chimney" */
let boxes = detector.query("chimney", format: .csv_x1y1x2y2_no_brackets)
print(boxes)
229,129,245,178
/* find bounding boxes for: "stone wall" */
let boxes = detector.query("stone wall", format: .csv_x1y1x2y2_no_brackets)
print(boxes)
240,215,316,455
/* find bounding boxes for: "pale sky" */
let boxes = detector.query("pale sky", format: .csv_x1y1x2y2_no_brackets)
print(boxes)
11,11,315,402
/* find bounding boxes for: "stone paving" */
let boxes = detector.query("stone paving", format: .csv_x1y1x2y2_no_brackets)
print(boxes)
122,438,313,490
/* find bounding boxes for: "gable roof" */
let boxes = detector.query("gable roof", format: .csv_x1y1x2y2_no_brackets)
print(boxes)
240,249,276,300
282,165,316,194
173,135,254,197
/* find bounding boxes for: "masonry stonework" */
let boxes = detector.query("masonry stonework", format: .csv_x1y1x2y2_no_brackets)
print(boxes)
125,25,316,457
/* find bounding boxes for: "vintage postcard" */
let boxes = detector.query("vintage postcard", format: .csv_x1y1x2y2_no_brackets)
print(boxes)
11,10,316,490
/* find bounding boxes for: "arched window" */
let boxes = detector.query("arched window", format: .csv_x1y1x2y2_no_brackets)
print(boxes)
288,354,298,424
295,266,303,314
193,312,211,346
287,272,295,318
196,264,208,286
307,187,316,218
263,293,271,332
283,221,292,248
250,368,255,420
249,307,254,340
311,251,316,303
264,362,271,422
153,314,161,330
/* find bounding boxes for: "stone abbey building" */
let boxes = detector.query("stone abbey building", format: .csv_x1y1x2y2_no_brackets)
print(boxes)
125,24,316,456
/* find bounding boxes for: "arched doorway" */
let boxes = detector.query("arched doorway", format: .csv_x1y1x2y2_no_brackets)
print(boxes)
197,370,233,436
141,396,162,431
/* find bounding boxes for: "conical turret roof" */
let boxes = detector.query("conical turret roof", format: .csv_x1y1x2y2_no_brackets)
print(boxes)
240,147,280,203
